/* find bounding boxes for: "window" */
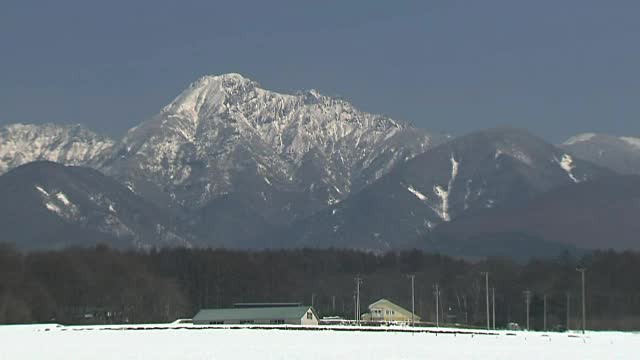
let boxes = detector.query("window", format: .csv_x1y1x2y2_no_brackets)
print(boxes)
240,320,254,324
209,321,223,325
271,320,285,324
307,312,313,320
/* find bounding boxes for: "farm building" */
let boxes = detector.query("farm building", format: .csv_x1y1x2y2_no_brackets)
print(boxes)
361,299,420,323
193,303,319,325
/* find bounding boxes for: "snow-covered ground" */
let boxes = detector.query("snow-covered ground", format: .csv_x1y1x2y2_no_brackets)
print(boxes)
1,324,638,359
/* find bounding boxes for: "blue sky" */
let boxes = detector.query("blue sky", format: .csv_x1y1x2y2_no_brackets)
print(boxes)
1,0,639,141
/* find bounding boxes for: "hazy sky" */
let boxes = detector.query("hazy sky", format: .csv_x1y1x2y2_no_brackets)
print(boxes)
1,0,639,142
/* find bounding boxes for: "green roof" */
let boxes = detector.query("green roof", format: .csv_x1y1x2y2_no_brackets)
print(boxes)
193,306,314,322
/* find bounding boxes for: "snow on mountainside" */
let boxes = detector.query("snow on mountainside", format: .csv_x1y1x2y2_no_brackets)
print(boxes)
561,133,640,175
0,123,114,174
281,128,614,251
105,73,441,214
0,161,192,250
0,124,113,174
0,74,443,249
436,174,640,251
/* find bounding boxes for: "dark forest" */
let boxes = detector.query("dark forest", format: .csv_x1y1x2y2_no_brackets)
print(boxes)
1,243,638,331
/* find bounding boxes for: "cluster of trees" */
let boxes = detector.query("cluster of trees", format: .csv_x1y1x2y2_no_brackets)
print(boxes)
1,243,639,330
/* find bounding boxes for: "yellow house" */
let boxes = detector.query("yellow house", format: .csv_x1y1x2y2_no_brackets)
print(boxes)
361,299,421,323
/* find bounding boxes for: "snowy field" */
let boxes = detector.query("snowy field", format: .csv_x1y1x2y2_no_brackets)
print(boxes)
1,323,638,359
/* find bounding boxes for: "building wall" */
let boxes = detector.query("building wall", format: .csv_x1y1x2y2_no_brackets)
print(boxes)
300,309,319,326
363,302,417,322
195,318,298,325
193,307,318,325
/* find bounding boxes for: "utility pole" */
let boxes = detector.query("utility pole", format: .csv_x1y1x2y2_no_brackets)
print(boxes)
332,295,336,314
463,295,468,325
409,274,416,327
492,287,496,330
566,292,571,331
482,272,490,330
434,283,440,328
523,290,532,331
577,267,586,334
543,294,547,332
353,293,357,323
355,276,363,326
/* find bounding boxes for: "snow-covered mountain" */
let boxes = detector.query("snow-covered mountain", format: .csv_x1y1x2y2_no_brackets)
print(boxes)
104,73,443,221
0,161,193,250
280,128,614,251
0,74,444,249
3,76,632,254
0,123,114,174
561,133,640,175
435,174,640,251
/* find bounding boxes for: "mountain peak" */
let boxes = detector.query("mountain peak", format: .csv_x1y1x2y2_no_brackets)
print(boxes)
562,133,640,148
561,132,640,175
0,123,114,174
208,72,248,80
562,133,600,146
4,122,87,132
113,73,440,209
161,73,264,118
193,73,258,90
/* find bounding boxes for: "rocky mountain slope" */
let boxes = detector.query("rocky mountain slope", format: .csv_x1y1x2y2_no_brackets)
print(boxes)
0,123,113,174
0,161,192,250
279,128,614,251
434,175,640,251
2,75,637,255
102,73,443,226
0,74,445,248
561,133,640,175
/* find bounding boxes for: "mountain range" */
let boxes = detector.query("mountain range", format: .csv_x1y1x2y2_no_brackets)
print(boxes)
1,73,638,257
434,175,640,252
560,133,640,175
280,128,613,251
0,161,191,249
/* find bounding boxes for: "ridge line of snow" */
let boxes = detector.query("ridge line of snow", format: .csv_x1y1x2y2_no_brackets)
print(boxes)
406,185,428,201
433,154,459,222
558,154,580,183
563,133,597,146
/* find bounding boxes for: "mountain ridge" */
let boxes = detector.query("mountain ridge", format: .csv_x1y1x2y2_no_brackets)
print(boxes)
277,127,614,251
433,174,640,251
0,123,114,174
0,161,193,250
561,132,640,175
1,75,637,255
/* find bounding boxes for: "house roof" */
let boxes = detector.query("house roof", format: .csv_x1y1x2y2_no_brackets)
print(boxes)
233,303,302,308
367,299,421,320
193,306,314,322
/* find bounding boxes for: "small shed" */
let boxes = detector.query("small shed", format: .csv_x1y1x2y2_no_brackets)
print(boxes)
193,305,319,325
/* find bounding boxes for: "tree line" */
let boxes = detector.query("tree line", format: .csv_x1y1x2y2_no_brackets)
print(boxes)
1,243,639,330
